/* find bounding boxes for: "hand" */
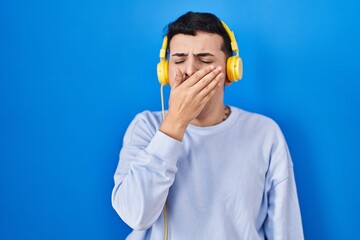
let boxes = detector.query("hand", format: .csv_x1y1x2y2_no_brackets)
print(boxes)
168,65,224,125
160,65,224,141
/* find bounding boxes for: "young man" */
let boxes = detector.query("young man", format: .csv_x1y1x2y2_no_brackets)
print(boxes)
112,12,304,239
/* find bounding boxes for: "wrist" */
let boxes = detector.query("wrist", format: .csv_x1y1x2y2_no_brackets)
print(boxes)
160,114,188,141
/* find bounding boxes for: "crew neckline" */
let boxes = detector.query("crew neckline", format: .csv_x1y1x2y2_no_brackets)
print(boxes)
186,106,241,135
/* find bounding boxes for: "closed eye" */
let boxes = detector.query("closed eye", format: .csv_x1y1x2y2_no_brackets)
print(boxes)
174,60,185,64
200,59,213,64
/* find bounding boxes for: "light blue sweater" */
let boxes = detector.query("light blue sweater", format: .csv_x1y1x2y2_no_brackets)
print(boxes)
112,106,304,239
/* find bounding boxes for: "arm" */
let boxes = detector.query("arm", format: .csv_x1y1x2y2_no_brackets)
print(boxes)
111,114,182,230
264,125,304,239
264,168,304,240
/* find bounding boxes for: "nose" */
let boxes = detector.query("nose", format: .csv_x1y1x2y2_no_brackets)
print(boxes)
184,58,199,79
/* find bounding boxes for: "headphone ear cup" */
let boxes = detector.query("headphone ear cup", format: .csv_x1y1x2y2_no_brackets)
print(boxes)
157,61,169,85
226,56,243,82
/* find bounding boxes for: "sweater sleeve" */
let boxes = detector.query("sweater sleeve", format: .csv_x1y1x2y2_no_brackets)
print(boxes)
264,167,304,240
263,124,304,239
111,112,183,230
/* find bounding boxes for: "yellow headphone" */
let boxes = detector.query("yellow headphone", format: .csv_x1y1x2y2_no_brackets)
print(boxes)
157,21,243,85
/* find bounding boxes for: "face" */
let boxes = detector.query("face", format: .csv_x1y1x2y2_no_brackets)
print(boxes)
168,32,231,86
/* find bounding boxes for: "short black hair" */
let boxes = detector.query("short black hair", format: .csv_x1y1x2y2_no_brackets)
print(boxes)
166,12,232,57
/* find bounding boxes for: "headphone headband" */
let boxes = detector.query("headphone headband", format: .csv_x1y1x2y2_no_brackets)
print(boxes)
159,36,168,60
221,21,239,56
157,19,242,85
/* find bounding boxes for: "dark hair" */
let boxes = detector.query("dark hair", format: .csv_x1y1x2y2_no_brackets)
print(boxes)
166,12,232,57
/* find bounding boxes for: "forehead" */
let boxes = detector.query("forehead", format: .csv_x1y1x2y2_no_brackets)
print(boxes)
169,32,224,53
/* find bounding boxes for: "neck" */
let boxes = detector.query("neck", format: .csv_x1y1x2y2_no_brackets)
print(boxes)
190,101,228,127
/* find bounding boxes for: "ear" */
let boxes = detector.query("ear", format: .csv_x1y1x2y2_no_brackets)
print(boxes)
224,77,232,86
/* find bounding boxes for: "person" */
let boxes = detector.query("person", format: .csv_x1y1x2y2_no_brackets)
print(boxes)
112,11,304,240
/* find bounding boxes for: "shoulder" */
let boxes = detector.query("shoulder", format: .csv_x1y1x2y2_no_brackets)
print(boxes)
132,110,163,126
123,110,163,144
230,107,288,153
231,107,294,180
231,106,282,135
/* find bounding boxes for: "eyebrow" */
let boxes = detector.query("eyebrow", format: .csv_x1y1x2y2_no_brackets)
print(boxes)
171,52,215,57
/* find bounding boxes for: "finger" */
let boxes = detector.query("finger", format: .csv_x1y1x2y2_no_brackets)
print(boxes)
185,65,216,87
172,69,184,88
197,71,223,99
192,66,223,93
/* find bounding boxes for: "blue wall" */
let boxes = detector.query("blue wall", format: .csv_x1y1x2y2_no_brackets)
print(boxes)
1,0,359,239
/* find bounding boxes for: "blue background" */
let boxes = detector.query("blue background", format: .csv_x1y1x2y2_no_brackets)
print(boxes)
1,0,359,239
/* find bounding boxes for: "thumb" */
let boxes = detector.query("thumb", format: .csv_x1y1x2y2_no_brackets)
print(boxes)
172,69,184,88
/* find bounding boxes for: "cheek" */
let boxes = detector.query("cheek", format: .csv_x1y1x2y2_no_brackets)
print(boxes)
168,62,184,86
168,64,176,86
